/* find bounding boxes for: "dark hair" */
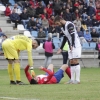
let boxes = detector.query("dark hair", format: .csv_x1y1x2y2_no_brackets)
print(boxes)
35,39,40,46
54,16,63,22
30,79,38,84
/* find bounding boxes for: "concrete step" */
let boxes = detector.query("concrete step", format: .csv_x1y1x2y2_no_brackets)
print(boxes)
0,16,9,20
1,27,13,31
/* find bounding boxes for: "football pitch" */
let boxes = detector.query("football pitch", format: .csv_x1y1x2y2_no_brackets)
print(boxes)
0,68,100,100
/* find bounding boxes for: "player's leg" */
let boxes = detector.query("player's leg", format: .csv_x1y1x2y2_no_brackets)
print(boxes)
8,59,16,84
65,67,71,79
24,65,33,82
47,64,54,72
54,64,68,83
70,47,81,84
13,59,22,84
60,64,68,71
70,59,77,83
73,59,81,84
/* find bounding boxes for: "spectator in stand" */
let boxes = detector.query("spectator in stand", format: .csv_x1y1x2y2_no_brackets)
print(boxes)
78,5,84,15
26,4,36,18
41,8,49,19
35,3,44,18
49,0,53,7
37,27,46,43
48,24,59,38
92,15,100,27
45,4,53,18
5,4,12,16
81,20,88,31
77,27,87,44
95,0,100,9
10,9,21,29
56,26,63,38
81,12,88,21
84,30,92,42
41,17,49,36
29,0,39,9
43,36,55,68
61,5,66,15
72,9,81,21
73,0,80,10
96,9,100,21
63,8,72,21
36,18,42,30
53,0,63,15
90,28,99,42
20,8,29,28
40,0,46,8
89,0,96,9
86,16,93,27
49,15,55,27
87,3,96,18
1,0,9,6
73,17,81,29
27,16,37,31
12,4,22,15
23,0,30,9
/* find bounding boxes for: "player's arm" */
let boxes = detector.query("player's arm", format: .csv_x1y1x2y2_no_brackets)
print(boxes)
60,35,68,49
40,66,54,83
67,23,75,48
27,50,33,67
57,35,68,54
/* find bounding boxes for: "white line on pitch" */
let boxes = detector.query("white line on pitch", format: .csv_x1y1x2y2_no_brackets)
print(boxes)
0,97,39,100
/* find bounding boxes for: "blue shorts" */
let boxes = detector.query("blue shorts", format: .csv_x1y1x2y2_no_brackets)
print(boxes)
45,69,64,83
54,69,64,83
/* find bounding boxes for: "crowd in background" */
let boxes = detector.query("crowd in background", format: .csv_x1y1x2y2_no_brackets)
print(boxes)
0,0,100,44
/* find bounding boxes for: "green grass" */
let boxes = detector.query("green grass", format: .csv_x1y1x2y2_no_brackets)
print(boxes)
0,68,100,100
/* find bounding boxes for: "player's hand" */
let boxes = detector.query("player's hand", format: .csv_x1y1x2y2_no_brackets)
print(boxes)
70,46,73,52
39,66,44,70
57,49,62,54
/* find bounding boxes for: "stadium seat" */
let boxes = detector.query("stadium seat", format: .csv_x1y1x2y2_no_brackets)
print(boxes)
0,5,6,11
90,42,96,49
54,43,60,49
17,24,26,31
52,37,60,49
82,43,90,49
31,31,38,38
9,0,15,5
24,31,32,38
52,37,60,43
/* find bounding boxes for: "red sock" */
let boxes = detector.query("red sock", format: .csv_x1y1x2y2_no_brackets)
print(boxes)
65,67,71,79
24,65,32,82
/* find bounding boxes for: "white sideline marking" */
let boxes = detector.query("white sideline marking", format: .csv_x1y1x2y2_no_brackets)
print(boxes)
0,97,39,100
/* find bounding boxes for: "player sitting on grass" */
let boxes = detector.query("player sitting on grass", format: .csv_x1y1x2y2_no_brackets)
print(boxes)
24,64,71,84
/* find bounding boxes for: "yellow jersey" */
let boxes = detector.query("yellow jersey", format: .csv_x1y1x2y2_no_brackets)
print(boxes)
2,35,33,66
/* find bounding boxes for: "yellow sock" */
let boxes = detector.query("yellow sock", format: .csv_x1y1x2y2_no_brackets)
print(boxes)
8,64,14,81
14,63,21,81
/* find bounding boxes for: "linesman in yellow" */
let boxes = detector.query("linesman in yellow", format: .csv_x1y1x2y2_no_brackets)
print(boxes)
2,35,40,85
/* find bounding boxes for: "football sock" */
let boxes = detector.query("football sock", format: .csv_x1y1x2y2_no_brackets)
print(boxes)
14,63,21,81
8,64,14,81
65,67,71,79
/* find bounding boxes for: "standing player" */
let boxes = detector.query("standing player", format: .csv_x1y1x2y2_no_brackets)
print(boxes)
54,16,81,84
2,35,40,85
24,64,70,84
